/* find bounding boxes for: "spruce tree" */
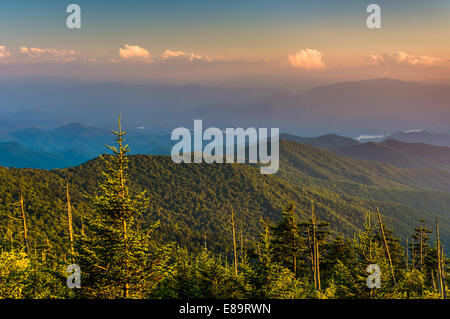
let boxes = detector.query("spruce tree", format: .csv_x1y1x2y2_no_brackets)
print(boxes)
75,116,171,298
270,204,305,276
332,212,391,298
247,218,305,298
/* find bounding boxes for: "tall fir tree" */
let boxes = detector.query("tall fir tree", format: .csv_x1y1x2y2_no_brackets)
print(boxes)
270,203,305,276
75,116,171,298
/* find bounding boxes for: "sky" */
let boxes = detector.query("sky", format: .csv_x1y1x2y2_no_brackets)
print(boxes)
0,0,449,82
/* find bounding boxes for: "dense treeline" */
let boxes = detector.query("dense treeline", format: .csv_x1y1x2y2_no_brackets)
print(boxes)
0,122,448,299
1,138,450,256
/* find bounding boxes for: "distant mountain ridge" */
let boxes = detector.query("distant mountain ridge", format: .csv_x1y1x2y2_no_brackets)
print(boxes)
0,122,174,169
339,140,450,171
280,133,360,150
267,78,450,135
1,77,450,136
0,141,92,169
3,125,450,172
386,131,450,147
282,132,450,172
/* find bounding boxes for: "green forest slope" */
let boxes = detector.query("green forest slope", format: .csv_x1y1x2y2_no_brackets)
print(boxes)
1,139,450,256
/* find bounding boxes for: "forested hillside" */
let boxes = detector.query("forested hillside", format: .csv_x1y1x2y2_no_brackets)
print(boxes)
1,133,448,299
1,139,450,256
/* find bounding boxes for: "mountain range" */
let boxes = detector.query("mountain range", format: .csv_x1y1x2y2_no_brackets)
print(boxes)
2,121,450,171
2,77,450,137
281,133,450,172
0,123,174,168
385,131,450,147
338,139,450,171
267,78,450,135
2,137,450,257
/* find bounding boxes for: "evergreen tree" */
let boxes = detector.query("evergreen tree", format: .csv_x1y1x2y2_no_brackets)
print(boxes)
155,247,240,298
331,212,392,298
75,117,172,298
244,219,306,298
322,235,353,286
270,203,305,276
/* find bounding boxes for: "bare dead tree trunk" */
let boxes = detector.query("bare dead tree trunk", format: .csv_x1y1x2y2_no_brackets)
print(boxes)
66,183,75,263
231,206,238,276
81,215,85,237
431,270,437,291
436,217,446,299
441,245,446,299
405,237,409,272
368,212,372,262
420,224,423,272
292,211,296,276
20,195,29,254
240,229,243,258
307,226,315,281
311,201,320,291
376,208,396,285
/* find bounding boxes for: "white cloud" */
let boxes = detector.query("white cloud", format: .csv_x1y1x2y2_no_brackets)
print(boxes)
288,49,326,70
19,46,78,63
367,54,385,65
368,51,441,66
402,129,423,133
355,134,385,141
162,49,211,63
189,53,211,62
162,49,186,60
119,44,152,62
0,45,11,59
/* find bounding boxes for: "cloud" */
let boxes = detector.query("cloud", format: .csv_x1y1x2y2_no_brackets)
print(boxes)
367,54,385,65
0,45,11,60
162,49,211,63
355,134,385,141
402,129,423,133
288,49,326,70
189,53,211,62
368,51,442,66
119,44,152,62
19,46,78,63
162,49,186,60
